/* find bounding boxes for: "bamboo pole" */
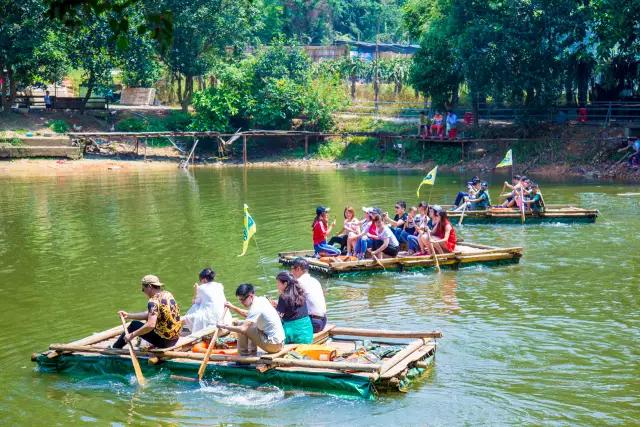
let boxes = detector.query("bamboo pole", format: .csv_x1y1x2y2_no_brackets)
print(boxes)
330,327,442,339
47,325,123,358
47,344,380,373
242,135,247,165
424,227,441,273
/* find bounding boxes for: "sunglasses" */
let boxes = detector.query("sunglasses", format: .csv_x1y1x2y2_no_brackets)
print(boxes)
395,206,401,209
238,294,252,303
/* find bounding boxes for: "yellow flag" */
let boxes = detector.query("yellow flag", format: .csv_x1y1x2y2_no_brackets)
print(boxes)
495,149,513,168
238,204,256,257
416,165,438,197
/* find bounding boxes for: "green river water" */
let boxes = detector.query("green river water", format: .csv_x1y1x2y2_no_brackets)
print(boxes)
0,166,638,425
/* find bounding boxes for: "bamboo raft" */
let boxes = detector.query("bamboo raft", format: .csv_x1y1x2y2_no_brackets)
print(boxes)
279,242,523,276
444,204,598,224
32,324,441,399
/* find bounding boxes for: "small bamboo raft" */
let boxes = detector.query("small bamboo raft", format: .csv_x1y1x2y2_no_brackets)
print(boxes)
279,242,522,276
444,204,598,224
32,324,442,399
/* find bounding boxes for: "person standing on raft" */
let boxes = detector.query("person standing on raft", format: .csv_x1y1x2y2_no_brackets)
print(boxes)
219,284,285,356
182,267,232,334
312,206,340,257
114,274,182,349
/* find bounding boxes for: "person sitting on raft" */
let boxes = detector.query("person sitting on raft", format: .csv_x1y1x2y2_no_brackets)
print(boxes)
502,175,528,208
328,206,360,255
290,257,328,333
272,271,313,344
399,206,417,252
455,181,491,211
352,207,380,259
368,213,400,258
114,274,182,349
523,183,544,213
220,284,285,356
500,175,521,207
428,209,457,255
383,200,408,242
415,204,439,255
453,176,480,207
405,202,429,254
312,206,340,257
182,267,232,334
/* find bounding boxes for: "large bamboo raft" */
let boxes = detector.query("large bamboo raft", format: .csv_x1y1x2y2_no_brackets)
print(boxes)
444,204,598,224
33,324,441,399
279,242,523,276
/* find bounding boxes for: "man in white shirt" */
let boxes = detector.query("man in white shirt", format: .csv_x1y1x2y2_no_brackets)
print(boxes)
290,257,327,333
219,284,284,356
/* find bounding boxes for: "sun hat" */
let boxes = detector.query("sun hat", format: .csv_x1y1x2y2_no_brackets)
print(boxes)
141,274,164,287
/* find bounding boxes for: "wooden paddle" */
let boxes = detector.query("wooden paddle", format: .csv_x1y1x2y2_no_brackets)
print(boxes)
371,252,386,271
197,307,229,381
519,187,526,224
119,314,146,387
424,228,441,273
458,201,468,226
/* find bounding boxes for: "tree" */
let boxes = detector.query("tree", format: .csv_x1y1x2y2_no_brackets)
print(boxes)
0,0,69,111
158,0,260,111
65,13,117,112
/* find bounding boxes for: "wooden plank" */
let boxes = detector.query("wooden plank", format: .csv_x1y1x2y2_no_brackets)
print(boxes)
379,339,425,376
330,327,443,339
380,342,436,379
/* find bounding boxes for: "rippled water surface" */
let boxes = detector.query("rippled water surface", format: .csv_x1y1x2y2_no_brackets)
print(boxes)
0,166,638,425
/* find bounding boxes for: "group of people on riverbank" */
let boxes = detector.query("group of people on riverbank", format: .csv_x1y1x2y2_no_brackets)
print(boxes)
312,203,457,260
115,258,327,356
418,110,458,140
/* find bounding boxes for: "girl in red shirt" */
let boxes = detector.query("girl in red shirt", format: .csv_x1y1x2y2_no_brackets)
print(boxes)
429,209,457,254
312,206,340,257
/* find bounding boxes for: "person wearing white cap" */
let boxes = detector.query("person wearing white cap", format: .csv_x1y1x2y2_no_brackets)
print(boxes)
113,274,182,349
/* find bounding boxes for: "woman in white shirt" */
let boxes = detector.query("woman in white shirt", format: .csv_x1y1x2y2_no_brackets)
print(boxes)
182,268,232,334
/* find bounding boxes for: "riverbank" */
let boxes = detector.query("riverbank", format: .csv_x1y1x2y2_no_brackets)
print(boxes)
2,156,638,183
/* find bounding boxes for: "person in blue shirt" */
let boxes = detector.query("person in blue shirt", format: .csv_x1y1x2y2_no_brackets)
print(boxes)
467,181,491,210
446,110,458,139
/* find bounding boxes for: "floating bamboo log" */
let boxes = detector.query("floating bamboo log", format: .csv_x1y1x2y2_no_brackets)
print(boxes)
330,327,443,339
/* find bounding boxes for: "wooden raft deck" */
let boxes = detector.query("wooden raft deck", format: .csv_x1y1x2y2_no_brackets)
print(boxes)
279,242,523,276
33,325,442,398
444,205,598,224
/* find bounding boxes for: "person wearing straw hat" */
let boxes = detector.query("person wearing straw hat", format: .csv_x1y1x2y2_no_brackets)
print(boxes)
113,274,182,349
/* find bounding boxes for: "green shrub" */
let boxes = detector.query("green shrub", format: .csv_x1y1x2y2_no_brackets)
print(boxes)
49,120,69,133
115,117,147,132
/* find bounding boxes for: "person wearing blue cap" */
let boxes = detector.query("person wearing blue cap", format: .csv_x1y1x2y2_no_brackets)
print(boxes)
312,206,341,257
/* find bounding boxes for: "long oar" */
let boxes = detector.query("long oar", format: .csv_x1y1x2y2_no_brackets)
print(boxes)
371,253,386,271
425,228,441,273
119,315,146,387
197,307,229,381
458,202,467,226
519,187,526,224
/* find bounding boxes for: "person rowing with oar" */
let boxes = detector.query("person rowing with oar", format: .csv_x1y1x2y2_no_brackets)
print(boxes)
219,284,285,357
113,275,182,350
522,183,544,213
